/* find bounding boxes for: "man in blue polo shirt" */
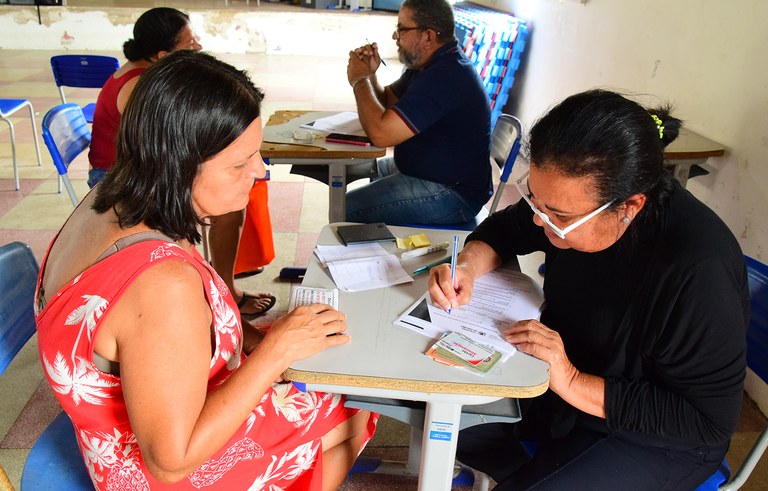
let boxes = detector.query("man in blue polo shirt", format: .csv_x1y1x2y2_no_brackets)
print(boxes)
345,0,492,225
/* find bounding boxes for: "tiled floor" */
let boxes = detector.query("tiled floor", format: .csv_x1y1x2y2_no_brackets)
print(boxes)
1,41,767,491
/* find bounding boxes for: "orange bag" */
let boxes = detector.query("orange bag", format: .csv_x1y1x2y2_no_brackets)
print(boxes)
234,179,275,274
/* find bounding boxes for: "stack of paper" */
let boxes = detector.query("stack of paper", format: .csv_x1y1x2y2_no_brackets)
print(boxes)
314,244,412,292
425,331,502,376
300,111,366,136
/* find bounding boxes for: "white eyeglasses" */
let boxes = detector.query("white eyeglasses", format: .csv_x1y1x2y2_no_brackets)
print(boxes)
513,171,614,239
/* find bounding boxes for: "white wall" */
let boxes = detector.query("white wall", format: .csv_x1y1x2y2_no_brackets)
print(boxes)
0,6,399,58
476,0,768,412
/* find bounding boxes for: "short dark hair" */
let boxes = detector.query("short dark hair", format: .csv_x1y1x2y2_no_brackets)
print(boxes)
92,51,265,244
528,89,682,222
123,7,191,62
402,0,456,43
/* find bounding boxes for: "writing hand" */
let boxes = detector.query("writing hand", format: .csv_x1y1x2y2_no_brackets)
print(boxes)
428,262,474,311
502,320,578,395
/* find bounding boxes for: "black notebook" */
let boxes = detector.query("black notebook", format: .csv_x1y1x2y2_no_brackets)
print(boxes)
336,223,396,246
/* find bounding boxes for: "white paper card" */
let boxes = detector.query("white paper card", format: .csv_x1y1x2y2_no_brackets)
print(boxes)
288,286,339,311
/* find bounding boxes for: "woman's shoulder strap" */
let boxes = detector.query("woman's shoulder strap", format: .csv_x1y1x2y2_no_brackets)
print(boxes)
94,231,176,264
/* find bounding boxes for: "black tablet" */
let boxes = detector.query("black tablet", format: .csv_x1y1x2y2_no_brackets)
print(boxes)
336,223,396,246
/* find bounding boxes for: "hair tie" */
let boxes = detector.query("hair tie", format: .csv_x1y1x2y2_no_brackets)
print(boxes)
650,114,664,139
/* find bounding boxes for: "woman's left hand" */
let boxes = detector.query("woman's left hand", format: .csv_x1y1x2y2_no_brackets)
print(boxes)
503,320,578,395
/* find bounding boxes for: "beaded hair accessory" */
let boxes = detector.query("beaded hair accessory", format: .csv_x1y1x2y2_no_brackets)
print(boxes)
650,114,664,139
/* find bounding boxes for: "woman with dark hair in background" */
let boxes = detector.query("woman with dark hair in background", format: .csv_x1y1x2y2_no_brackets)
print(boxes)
88,7,200,187
87,6,275,319
429,89,748,490
36,50,376,490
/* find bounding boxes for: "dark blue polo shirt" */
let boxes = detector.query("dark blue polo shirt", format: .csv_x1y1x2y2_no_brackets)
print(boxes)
390,40,492,207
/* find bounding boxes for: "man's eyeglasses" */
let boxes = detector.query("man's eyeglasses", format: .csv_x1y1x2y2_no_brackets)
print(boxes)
513,170,614,239
394,24,425,38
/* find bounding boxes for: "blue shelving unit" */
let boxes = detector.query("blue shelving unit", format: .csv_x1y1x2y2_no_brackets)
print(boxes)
454,2,528,126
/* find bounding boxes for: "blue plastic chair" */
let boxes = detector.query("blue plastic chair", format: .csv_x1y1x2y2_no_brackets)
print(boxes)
0,98,43,191
696,255,768,490
50,54,120,123
0,241,92,490
41,103,92,207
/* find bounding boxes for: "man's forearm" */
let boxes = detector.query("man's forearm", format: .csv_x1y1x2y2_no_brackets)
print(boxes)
351,73,387,107
352,78,387,138
368,73,388,106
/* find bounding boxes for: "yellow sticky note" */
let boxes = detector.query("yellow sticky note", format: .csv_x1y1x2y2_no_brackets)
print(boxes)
408,233,431,248
396,237,409,250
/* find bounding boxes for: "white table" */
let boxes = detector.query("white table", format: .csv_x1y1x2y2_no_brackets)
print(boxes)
282,224,550,491
262,111,386,223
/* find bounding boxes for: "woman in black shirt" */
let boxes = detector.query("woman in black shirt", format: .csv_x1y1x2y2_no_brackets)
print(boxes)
429,90,749,490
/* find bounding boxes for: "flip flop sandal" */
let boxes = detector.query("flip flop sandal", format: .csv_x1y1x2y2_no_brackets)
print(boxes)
237,292,276,317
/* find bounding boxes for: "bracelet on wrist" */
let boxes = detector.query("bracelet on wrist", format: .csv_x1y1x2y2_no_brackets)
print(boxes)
351,77,370,90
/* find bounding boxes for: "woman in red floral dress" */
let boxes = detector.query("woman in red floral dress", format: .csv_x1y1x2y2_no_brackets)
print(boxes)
35,50,376,490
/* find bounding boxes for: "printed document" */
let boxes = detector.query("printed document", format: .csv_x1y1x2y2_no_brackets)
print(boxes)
314,244,412,292
288,285,339,311
300,111,366,136
395,267,544,358
314,243,388,267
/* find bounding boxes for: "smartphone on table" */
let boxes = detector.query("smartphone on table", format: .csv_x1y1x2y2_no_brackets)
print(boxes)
325,133,371,146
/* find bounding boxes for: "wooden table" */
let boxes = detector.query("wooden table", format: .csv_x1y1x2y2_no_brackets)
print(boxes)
262,110,386,222
283,224,550,490
664,127,725,187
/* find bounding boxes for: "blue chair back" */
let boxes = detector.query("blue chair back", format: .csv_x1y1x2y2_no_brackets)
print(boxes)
50,54,119,123
487,114,523,215
0,241,39,376
745,256,768,382
0,241,93,489
42,103,91,177
50,54,119,90
696,255,768,491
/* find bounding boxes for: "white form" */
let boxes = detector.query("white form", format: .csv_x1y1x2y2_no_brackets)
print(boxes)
395,267,544,357
314,243,388,267
299,111,366,136
314,243,412,292
327,254,412,292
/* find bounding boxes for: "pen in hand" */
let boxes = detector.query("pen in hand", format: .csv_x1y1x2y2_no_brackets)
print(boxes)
449,235,459,314
365,37,387,67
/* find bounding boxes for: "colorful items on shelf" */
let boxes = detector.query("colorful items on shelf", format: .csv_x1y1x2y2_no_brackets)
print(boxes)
454,2,528,126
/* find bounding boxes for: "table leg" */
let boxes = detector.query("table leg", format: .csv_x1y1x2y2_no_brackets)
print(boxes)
418,401,463,491
327,161,347,223
665,157,706,189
